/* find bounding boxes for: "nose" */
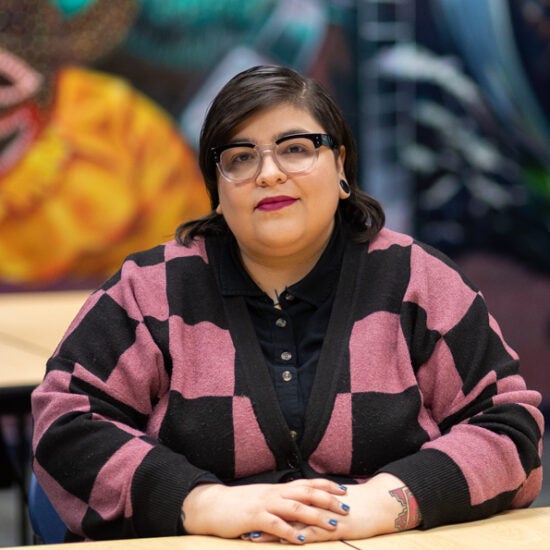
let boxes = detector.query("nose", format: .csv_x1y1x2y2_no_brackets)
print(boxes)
255,149,286,186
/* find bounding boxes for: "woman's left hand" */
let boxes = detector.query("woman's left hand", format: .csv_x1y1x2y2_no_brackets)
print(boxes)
246,473,421,543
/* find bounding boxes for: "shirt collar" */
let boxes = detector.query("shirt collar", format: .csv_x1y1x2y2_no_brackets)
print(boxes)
219,220,345,307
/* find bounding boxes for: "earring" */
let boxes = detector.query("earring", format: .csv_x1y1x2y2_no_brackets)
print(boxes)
339,179,350,194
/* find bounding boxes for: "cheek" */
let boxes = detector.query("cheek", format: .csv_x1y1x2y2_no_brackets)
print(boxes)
302,186,341,226
217,186,251,225
311,176,341,204
217,184,235,211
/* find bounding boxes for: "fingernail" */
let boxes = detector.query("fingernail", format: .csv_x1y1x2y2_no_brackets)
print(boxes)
297,534,306,542
251,531,262,539
341,503,350,512
338,484,347,491
241,532,251,538
328,518,338,526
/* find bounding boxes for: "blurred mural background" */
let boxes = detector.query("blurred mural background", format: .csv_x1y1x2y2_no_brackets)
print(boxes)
0,0,548,411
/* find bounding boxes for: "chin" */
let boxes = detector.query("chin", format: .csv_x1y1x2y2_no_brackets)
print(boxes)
251,231,302,252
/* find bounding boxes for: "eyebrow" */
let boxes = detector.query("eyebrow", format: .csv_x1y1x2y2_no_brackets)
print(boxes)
228,128,313,145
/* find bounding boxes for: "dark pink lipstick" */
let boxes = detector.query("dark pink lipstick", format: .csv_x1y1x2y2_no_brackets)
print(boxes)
256,196,297,211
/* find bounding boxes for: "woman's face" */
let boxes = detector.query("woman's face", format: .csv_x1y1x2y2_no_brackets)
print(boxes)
216,103,347,264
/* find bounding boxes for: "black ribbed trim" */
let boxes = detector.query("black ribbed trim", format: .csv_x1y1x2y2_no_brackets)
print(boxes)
132,446,219,536
300,240,363,457
379,448,472,529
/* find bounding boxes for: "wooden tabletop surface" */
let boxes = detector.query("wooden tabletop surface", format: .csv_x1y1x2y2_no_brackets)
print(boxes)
3,508,548,550
346,507,550,549
0,290,90,388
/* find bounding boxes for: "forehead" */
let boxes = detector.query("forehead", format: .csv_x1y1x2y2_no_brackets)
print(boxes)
230,103,324,142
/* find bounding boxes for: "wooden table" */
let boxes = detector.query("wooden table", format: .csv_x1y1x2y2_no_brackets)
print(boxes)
347,507,550,549
5,536,346,549
0,289,90,398
2,508,548,549
0,340,51,391
0,289,90,363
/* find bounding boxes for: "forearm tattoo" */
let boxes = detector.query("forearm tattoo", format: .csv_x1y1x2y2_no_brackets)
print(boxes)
389,486,422,531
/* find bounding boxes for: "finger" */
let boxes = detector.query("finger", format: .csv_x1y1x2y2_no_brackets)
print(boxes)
290,478,348,495
242,530,283,543
249,532,280,543
280,485,351,517
268,497,343,532
252,530,306,544
249,515,308,545
295,523,345,544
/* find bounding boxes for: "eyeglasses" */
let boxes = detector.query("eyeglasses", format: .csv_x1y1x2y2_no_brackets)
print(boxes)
211,133,336,183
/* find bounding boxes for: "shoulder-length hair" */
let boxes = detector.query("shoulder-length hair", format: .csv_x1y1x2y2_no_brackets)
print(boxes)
176,65,384,245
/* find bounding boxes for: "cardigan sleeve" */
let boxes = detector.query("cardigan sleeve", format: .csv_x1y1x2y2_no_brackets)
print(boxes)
31,248,219,540
378,241,544,528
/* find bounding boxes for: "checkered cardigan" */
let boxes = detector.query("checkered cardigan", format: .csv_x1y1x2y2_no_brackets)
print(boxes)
31,228,544,541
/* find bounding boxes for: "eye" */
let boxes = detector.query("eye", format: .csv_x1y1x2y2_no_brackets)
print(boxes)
224,147,257,166
231,152,254,164
278,139,313,156
287,143,307,154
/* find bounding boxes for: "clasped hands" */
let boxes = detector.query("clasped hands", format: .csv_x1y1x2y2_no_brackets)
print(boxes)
182,478,350,544
182,474,404,544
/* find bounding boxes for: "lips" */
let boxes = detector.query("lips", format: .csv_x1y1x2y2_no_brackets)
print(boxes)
0,49,44,107
256,195,297,212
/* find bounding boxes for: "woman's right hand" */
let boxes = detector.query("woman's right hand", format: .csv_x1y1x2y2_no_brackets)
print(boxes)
181,479,349,544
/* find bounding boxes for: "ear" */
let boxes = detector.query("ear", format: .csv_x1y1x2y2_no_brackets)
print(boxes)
215,203,223,215
339,179,351,198
337,145,346,175
336,146,350,199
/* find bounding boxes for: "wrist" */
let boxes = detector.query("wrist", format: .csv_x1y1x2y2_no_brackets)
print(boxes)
346,473,421,539
389,484,422,530
182,483,225,534
374,473,422,532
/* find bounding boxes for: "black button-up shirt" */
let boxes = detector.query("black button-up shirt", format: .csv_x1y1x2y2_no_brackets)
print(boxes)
220,224,345,441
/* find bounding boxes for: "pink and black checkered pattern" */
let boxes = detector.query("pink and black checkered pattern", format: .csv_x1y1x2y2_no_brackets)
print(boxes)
31,228,543,541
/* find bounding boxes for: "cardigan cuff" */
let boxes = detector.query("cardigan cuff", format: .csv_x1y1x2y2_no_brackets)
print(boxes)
378,448,472,529
132,446,221,537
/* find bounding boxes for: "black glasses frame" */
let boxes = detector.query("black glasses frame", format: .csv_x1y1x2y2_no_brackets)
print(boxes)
210,133,337,164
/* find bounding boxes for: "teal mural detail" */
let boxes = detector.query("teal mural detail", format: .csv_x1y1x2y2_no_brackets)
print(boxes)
49,0,99,17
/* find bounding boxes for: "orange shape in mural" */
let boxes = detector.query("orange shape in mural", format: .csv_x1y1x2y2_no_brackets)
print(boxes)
0,66,210,287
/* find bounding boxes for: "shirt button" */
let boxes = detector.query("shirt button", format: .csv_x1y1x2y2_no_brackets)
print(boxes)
285,293,295,301
281,351,292,361
290,430,298,439
275,317,287,328
282,370,293,382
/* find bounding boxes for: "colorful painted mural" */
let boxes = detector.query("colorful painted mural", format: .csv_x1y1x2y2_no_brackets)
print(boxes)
0,0,354,290
0,0,208,289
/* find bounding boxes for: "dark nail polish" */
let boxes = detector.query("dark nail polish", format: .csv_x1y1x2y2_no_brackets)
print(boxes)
341,503,350,512
251,531,262,539
338,484,347,491
297,534,306,542
328,518,338,526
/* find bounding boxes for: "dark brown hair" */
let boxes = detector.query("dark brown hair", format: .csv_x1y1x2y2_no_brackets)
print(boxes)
176,65,384,244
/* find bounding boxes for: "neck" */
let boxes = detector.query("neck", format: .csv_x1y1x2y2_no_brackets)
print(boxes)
238,238,331,303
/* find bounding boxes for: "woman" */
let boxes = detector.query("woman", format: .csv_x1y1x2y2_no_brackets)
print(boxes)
31,65,543,544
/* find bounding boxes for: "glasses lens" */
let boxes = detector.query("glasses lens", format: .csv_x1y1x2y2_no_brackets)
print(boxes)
219,146,260,181
218,136,321,182
275,137,316,174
